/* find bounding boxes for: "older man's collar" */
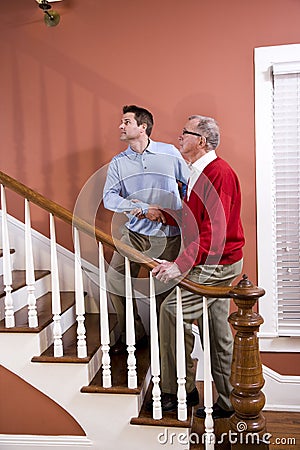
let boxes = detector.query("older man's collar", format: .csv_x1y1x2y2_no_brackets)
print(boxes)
192,150,217,173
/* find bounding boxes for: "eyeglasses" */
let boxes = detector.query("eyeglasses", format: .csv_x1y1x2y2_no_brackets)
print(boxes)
182,129,202,137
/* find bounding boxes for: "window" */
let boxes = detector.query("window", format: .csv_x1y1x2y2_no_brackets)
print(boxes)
255,44,300,352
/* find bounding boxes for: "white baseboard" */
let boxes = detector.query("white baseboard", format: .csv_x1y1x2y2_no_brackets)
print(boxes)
0,435,92,448
262,365,300,412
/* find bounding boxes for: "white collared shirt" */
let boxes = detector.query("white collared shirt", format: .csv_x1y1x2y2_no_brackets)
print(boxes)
187,150,217,200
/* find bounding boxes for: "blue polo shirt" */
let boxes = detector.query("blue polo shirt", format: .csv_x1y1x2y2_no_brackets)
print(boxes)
103,140,190,237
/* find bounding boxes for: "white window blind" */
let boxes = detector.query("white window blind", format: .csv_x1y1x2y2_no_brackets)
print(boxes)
272,62,300,336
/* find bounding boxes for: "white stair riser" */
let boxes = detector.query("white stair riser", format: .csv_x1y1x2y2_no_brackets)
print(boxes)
39,304,76,354
0,333,43,371
0,302,76,355
88,346,102,382
0,274,51,321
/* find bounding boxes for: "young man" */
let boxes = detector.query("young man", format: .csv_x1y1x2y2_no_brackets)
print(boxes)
151,115,245,417
103,105,190,354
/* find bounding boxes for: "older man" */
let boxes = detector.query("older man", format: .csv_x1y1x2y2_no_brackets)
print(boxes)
151,115,245,418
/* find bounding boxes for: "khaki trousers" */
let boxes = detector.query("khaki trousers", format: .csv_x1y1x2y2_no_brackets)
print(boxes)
160,259,243,410
107,227,181,344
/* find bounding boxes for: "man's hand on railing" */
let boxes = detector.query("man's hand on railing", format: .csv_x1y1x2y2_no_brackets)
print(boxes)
152,260,181,283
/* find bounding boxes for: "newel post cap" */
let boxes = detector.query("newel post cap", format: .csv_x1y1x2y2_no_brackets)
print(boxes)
229,274,265,300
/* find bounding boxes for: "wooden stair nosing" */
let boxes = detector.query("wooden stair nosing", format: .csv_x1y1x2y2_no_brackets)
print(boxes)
0,269,50,299
81,343,150,395
130,382,193,429
31,312,118,364
0,291,76,333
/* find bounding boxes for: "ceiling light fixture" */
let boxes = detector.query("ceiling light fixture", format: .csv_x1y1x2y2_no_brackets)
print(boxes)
37,0,61,27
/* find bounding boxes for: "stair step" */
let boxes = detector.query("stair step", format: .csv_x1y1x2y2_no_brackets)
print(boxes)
81,342,150,395
0,291,75,333
0,269,50,298
130,381,193,428
31,312,118,364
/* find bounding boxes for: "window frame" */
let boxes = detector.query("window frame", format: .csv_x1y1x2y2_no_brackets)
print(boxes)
254,43,300,352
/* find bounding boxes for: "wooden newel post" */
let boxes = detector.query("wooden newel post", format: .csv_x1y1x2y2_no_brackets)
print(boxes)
228,274,269,449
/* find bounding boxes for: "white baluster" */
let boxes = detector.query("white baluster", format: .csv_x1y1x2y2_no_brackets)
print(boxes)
203,296,215,450
176,286,187,421
1,185,14,328
74,227,87,358
149,272,162,419
125,257,137,389
25,199,38,328
50,214,63,357
99,242,111,387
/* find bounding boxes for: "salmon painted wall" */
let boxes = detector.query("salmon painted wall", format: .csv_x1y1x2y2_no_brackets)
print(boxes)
0,365,85,435
1,0,300,435
1,0,299,283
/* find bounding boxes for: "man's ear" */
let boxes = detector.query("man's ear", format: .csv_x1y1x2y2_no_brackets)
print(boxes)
199,136,207,147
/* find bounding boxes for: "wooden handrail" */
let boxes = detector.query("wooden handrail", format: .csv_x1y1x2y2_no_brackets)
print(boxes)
0,169,236,298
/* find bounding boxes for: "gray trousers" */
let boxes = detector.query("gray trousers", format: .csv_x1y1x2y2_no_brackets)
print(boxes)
160,259,243,410
107,227,181,344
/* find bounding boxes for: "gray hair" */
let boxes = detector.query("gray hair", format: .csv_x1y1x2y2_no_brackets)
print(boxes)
188,115,220,151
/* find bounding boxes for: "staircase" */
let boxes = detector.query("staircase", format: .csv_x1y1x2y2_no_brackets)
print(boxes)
0,213,193,450
0,170,270,450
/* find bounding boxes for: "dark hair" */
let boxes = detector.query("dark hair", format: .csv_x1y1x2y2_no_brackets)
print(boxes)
122,105,154,136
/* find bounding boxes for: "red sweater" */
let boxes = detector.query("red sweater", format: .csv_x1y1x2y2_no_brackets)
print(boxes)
165,157,245,274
